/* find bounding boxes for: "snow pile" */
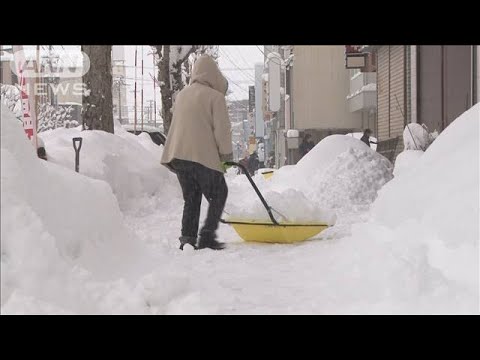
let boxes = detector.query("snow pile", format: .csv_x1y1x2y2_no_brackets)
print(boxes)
403,123,431,151
39,122,177,209
308,147,393,211
345,132,377,151
218,104,477,313
136,132,164,159
226,135,392,225
122,124,165,133
272,135,392,211
393,150,424,177
370,103,479,294
296,135,374,173
226,178,337,224
1,104,154,314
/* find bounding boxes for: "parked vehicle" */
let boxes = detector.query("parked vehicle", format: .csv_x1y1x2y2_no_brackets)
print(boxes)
122,124,166,146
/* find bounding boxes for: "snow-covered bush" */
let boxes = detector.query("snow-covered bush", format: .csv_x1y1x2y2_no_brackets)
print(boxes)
0,84,22,121
1,85,78,131
37,103,76,132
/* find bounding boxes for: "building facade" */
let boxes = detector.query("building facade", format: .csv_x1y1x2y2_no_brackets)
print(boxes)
365,45,479,163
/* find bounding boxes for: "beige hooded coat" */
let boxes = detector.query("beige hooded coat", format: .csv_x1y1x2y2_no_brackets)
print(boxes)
161,55,233,173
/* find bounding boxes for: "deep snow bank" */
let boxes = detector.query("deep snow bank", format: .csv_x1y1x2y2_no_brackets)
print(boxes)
227,135,393,224
39,121,178,209
370,103,479,292
1,105,153,314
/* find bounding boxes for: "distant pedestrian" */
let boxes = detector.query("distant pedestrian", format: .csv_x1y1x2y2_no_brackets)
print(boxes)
238,153,249,174
266,151,275,168
299,133,315,157
360,129,377,148
248,151,259,175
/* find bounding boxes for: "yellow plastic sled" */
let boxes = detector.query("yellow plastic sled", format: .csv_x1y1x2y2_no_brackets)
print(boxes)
261,170,274,180
225,219,329,243
222,162,330,244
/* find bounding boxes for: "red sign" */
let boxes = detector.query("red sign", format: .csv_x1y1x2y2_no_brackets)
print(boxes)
13,45,36,141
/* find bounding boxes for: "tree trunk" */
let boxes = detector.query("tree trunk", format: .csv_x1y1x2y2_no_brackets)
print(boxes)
81,45,114,133
170,46,195,114
154,46,173,135
184,60,191,87
153,46,196,135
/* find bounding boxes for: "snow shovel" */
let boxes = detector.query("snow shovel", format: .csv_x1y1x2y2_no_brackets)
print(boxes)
220,161,329,244
72,137,82,173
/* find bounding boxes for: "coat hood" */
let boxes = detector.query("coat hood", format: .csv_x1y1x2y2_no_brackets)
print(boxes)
190,55,228,95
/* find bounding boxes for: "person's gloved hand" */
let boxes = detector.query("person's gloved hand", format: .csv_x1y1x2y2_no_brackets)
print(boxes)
221,162,233,173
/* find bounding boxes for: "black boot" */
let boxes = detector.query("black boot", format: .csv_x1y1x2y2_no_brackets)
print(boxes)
179,236,197,250
197,230,225,250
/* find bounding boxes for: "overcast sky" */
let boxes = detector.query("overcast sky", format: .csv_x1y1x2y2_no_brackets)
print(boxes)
121,46,264,117
218,46,264,101
11,45,264,119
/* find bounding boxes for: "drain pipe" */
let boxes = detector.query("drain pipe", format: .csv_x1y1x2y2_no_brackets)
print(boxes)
471,45,475,108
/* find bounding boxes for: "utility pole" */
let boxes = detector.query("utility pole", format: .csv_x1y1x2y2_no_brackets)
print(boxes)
118,80,122,123
134,47,137,132
141,46,144,131
152,52,157,127
33,45,41,149
147,99,155,124
41,45,57,106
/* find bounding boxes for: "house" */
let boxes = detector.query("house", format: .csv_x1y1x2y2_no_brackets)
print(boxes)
362,45,479,162
286,45,363,164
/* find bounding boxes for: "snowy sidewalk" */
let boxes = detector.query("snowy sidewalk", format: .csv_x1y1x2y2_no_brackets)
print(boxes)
2,103,478,314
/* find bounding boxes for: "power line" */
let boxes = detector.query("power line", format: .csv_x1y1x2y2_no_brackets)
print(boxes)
220,48,256,82
123,64,156,70
227,94,250,111
223,74,249,93
255,45,265,56
255,45,284,67
233,46,255,69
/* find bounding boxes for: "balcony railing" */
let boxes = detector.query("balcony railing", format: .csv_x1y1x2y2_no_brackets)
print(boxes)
347,72,377,112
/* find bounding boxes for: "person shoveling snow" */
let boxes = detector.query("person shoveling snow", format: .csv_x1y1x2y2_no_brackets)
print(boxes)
161,55,233,251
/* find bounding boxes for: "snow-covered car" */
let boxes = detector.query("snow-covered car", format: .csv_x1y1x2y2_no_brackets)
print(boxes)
122,124,166,146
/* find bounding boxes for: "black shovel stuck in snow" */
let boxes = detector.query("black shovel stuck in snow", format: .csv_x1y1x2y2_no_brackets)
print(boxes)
72,137,83,173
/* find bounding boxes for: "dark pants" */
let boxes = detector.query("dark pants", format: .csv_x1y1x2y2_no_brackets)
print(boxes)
170,159,228,239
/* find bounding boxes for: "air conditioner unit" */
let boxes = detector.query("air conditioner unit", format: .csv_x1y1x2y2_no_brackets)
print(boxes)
345,53,367,69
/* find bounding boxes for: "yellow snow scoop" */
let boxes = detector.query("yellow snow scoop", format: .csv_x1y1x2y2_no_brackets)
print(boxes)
221,162,330,244
260,170,274,180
